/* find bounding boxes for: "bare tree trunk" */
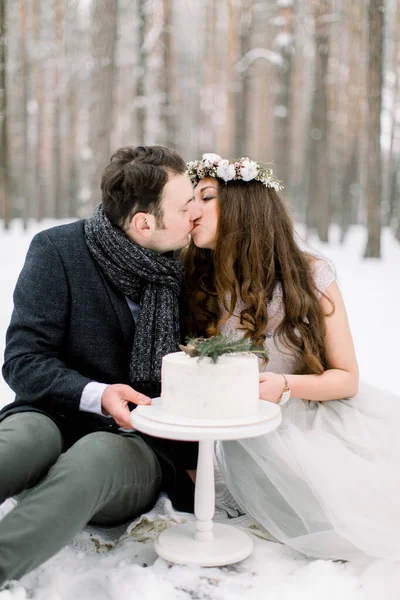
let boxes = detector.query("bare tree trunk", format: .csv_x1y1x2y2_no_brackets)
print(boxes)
395,170,400,240
340,140,359,242
160,0,178,148
245,3,274,162
387,88,399,225
273,0,295,186
220,0,238,157
0,0,10,228
339,1,366,243
66,76,79,217
289,1,314,217
390,162,399,241
19,0,29,227
234,0,253,157
202,0,218,152
32,0,46,221
134,0,146,145
364,0,384,258
52,0,63,218
386,0,400,226
328,0,347,239
65,5,80,218
90,0,118,209
307,0,330,242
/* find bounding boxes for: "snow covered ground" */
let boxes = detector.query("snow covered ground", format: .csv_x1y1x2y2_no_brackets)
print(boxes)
0,220,399,600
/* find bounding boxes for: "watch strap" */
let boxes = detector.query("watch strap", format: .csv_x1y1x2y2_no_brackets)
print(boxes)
278,373,291,405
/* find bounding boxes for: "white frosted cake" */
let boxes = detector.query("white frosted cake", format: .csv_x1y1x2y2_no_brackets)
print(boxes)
160,351,260,421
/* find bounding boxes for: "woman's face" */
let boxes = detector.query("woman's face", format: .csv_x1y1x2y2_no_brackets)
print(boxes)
191,177,219,249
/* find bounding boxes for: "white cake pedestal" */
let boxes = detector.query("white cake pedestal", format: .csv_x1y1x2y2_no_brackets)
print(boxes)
130,400,281,567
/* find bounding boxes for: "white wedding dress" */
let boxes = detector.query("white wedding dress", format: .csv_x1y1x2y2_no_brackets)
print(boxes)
216,260,400,561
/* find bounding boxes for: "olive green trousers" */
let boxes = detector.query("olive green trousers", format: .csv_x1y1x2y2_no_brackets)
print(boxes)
0,412,162,584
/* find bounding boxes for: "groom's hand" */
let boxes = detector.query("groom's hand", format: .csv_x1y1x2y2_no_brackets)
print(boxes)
101,384,152,429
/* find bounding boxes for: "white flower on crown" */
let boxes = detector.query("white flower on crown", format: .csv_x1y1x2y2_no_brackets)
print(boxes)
216,159,236,182
239,158,259,182
185,154,283,191
202,153,222,167
268,179,281,190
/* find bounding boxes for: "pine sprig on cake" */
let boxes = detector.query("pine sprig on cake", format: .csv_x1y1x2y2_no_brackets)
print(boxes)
179,335,268,364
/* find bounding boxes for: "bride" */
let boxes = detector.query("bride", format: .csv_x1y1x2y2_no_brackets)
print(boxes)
181,153,400,561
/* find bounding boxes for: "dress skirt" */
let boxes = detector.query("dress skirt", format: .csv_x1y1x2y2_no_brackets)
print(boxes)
216,382,400,561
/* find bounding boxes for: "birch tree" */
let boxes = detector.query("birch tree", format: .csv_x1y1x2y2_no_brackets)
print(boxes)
205,0,218,152
272,0,295,186
386,0,400,231
245,3,275,162
339,1,366,243
234,0,253,157
134,0,146,145
0,0,10,227
219,0,239,157
32,0,46,220
90,0,118,208
52,0,63,218
18,0,29,226
307,0,330,242
364,0,384,258
65,2,81,217
160,0,178,148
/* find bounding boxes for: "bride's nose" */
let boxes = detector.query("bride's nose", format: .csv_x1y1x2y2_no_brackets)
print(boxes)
190,202,202,221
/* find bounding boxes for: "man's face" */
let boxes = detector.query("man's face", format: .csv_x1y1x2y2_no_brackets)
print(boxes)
125,173,202,253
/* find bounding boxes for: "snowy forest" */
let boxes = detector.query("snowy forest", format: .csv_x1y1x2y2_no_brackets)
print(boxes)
0,0,399,258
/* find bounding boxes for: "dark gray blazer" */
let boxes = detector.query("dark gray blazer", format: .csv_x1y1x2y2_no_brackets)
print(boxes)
1,220,197,511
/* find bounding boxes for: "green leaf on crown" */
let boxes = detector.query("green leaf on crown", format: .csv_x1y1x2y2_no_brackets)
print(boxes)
179,335,268,364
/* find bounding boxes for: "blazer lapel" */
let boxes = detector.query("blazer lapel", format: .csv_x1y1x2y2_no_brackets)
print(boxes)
95,263,135,346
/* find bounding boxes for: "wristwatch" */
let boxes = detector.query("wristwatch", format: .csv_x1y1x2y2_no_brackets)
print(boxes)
278,373,291,405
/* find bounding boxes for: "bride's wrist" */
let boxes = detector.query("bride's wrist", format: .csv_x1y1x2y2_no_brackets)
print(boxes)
278,373,291,405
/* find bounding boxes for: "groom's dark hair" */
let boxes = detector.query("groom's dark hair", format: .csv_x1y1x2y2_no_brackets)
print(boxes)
101,145,186,229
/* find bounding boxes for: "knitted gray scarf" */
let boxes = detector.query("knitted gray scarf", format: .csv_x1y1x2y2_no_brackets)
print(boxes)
84,204,183,395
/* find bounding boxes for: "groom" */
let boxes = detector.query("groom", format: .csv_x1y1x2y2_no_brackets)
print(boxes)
0,145,201,585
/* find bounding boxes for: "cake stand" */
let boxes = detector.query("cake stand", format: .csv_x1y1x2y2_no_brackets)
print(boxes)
130,399,281,567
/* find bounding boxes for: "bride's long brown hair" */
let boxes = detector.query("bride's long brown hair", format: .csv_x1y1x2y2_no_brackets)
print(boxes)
181,179,334,375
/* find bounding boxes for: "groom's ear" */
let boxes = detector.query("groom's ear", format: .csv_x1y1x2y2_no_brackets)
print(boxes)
129,212,156,239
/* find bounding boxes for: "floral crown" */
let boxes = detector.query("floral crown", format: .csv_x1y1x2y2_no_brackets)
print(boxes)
186,153,283,191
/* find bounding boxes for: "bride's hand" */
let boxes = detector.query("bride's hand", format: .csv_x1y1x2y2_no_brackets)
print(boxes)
259,372,285,403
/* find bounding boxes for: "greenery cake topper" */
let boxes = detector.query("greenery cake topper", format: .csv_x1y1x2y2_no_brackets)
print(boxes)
179,335,268,364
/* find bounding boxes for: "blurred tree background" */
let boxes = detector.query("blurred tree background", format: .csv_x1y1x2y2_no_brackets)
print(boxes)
0,0,398,257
